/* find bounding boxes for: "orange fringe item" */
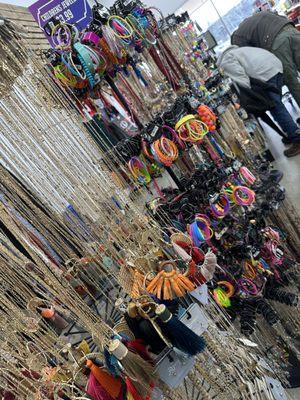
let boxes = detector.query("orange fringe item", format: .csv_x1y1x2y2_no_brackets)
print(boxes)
146,266,195,300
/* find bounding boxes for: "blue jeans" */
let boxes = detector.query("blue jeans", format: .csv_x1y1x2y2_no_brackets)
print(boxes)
267,73,300,140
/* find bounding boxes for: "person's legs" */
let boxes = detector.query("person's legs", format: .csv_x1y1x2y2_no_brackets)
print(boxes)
272,29,300,108
267,74,300,140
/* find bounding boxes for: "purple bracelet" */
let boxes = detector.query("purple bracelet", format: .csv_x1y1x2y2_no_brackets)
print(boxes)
162,125,185,149
81,31,101,46
238,278,258,296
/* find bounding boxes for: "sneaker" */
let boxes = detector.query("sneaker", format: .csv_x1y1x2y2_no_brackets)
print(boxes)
284,142,300,158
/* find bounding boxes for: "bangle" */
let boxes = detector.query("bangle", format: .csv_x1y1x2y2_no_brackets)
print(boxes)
126,14,146,39
61,53,82,78
176,115,209,143
213,287,231,307
243,261,257,279
238,278,258,296
51,23,72,49
108,16,134,39
162,125,185,149
53,65,78,87
81,31,101,46
233,186,255,206
239,166,256,186
128,157,151,185
151,138,178,166
217,281,235,297
142,139,154,160
189,217,213,247
210,193,230,219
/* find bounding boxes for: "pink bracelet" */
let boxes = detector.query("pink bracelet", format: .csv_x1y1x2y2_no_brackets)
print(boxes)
238,278,258,296
239,166,256,186
81,31,101,46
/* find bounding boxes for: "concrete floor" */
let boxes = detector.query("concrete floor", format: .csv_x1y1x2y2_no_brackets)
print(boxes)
259,96,300,400
259,96,300,211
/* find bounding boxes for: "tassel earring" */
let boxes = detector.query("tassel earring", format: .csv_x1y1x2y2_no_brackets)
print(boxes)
41,307,69,332
108,339,157,399
155,304,205,356
86,360,123,399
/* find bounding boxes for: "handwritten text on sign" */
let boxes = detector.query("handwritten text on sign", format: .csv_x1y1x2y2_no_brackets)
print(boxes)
28,0,92,47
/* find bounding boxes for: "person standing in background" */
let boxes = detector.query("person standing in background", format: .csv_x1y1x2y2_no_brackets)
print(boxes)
217,45,300,157
231,11,300,109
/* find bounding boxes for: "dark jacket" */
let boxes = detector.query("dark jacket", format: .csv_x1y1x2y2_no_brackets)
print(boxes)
236,78,277,115
231,11,292,50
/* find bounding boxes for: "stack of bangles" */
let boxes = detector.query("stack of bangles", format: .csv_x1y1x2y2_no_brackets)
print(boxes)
108,16,134,43
175,115,209,143
210,193,230,219
128,157,151,185
243,260,257,279
238,278,258,296
162,125,186,150
232,186,255,206
151,137,178,166
239,166,256,186
188,214,213,246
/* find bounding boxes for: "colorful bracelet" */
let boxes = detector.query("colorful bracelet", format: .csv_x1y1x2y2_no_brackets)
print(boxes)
108,16,134,39
210,193,230,219
213,287,231,307
232,186,255,206
81,31,101,46
239,166,256,186
128,157,151,185
238,278,258,296
217,281,235,297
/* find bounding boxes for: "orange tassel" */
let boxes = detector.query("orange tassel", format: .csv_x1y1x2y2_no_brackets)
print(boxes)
86,360,122,399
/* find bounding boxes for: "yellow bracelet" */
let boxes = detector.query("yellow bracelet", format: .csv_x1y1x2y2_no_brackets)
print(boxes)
175,115,195,131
